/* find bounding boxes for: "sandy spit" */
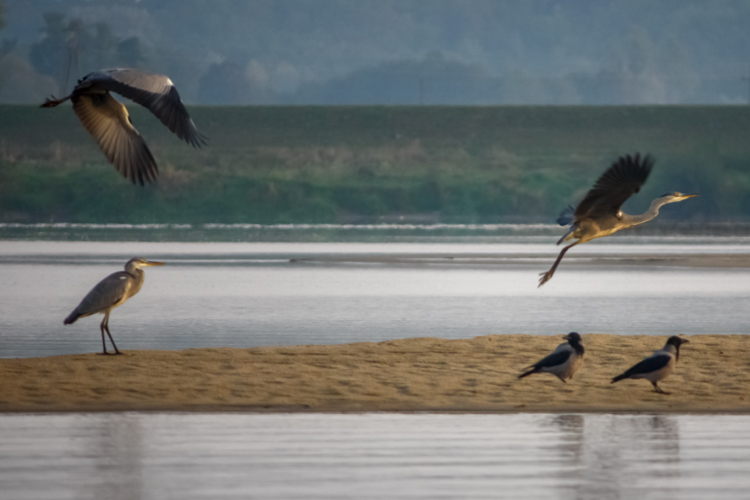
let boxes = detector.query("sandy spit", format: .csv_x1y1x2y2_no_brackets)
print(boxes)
0,334,748,413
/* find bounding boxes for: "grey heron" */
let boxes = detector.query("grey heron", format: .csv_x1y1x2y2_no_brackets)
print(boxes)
611,336,689,394
518,332,585,382
538,153,698,286
64,257,164,355
41,68,206,185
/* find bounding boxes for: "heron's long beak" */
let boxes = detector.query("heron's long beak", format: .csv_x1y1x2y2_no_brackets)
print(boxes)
145,261,165,267
680,338,690,343
681,194,699,199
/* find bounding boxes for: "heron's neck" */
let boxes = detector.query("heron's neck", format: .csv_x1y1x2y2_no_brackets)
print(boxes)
125,266,145,279
624,197,669,226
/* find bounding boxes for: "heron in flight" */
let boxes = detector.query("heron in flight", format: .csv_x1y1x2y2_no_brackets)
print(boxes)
64,257,164,355
41,68,206,185
538,153,697,287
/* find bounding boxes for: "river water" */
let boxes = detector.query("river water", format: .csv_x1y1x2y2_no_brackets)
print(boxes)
2,233,750,498
1,412,749,499
2,237,750,358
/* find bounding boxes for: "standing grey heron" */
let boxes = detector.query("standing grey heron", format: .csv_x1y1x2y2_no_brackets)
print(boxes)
518,332,585,382
41,68,206,185
611,336,689,394
538,153,698,286
64,257,164,355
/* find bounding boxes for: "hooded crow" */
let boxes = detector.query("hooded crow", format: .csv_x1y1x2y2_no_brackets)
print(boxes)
611,336,689,394
518,332,585,382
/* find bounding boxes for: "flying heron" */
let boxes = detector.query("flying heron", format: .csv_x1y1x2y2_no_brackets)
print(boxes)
538,153,698,287
41,68,206,185
64,257,164,355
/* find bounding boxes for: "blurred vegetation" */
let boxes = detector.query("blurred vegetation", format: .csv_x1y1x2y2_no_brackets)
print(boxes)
3,1,750,105
0,105,748,224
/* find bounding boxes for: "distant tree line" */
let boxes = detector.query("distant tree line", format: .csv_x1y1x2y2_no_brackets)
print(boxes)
1,0,750,105
27,13,147,95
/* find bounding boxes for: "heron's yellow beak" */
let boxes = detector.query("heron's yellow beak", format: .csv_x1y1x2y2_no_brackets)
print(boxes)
681,193,699,199
145,261,165,267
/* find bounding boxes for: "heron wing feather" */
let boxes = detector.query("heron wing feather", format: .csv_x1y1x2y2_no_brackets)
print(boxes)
574,153,653,221
83,69,206,148
72,272,132,317
72,92,158,185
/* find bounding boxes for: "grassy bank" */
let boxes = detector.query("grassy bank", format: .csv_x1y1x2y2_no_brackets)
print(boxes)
1,105,749,223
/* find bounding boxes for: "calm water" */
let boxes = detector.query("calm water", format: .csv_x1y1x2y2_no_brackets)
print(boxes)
1,412,749,499
2,239,750,358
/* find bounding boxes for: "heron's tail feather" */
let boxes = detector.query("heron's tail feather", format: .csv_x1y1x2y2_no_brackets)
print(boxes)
64,311,81,325
556,205,575,226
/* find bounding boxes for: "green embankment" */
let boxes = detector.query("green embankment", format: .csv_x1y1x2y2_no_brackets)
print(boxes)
1,105,749,223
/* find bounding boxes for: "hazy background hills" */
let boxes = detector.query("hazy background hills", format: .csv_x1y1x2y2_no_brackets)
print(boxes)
2,0,750,105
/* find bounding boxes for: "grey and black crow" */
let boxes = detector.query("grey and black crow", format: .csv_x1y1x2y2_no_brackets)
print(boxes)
42,68,206,185
611,336,689,394
518,332,585,382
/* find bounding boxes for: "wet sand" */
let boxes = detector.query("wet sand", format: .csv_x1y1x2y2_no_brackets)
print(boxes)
0,334,748,413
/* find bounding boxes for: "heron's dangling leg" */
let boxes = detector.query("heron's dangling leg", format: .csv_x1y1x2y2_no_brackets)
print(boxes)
538,242,578,287
652,382,669,395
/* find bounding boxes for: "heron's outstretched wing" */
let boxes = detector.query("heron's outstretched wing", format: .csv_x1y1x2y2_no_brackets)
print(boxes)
82,69,207,148
71,271,132,318
574,153,653,221
72,92,158,185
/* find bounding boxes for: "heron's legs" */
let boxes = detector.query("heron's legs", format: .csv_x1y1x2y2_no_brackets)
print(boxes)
538,242,578,287
652,382,670,394
97,311,122,355
99,320,109,355
40,95,69,108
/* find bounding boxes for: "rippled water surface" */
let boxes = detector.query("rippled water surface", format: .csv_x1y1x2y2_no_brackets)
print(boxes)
1,412,749,500
2,239,750,358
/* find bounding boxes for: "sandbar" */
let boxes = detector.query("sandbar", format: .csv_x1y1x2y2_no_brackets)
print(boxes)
1,334,748,413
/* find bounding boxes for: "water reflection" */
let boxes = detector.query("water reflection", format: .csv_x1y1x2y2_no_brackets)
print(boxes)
88,415,145,500
0,413,748,500
547,414,682,499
